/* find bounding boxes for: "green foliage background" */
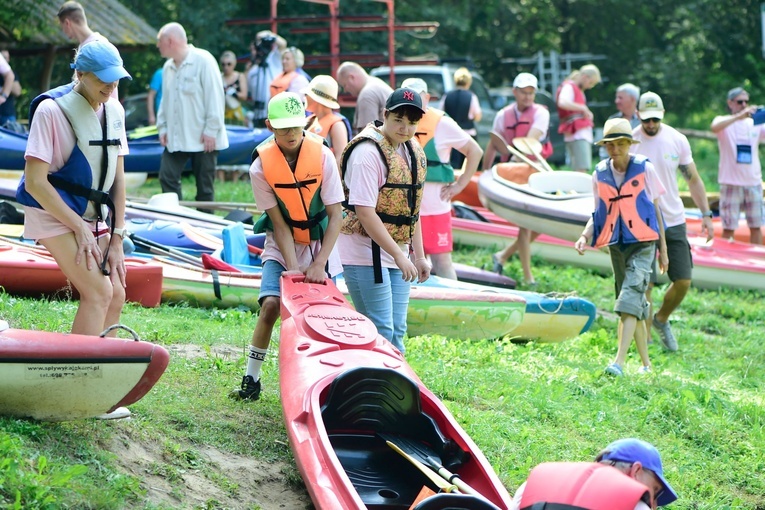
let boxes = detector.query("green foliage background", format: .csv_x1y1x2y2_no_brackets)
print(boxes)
4,0,765,129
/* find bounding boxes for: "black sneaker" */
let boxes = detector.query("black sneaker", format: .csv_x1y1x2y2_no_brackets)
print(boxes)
229,375,261,401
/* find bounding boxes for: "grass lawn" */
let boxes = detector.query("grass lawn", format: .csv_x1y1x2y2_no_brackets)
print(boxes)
1,176,763,509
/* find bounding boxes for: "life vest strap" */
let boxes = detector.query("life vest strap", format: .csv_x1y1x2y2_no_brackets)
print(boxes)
284,208,327,230
372,241,383,284
377,211,418,226
274,178,318,189
89,138,122,147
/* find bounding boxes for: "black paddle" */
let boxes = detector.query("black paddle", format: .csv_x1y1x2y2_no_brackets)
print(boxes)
379,433,481,496
129,233,204,268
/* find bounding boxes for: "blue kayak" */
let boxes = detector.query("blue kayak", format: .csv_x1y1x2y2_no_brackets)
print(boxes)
0,125,270,174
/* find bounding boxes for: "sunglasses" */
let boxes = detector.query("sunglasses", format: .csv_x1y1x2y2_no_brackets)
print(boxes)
641,118,661,124
273,126,303,136
736,99,749,105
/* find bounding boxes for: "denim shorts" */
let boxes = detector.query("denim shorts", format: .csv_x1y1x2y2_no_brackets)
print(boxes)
258,259,286,303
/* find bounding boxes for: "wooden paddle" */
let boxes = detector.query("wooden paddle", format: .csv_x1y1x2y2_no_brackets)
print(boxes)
381,434,481,496
385,441,461,494
512,137,554,173
488,131,545,173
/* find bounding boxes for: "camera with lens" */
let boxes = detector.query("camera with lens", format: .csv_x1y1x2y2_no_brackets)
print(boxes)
255,35,276,60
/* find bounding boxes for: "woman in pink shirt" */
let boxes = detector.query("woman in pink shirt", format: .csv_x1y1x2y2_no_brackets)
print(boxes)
17,40,131,336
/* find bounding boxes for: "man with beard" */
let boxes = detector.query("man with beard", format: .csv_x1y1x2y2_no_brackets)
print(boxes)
632,91,714,352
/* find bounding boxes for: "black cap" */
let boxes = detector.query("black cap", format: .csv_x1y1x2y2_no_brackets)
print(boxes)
385,87,425,113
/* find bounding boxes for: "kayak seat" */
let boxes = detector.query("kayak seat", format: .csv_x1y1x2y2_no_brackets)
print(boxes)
322,367,467,508
321,367,464,470
412,493,502,510
221,223,250,266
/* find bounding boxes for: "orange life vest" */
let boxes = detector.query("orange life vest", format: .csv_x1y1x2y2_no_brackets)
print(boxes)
253,133,327,245
592,155,661,248
556,80,594,135
270,71,298,98
413,108,442,147
413,108,455,182
519,462,650,510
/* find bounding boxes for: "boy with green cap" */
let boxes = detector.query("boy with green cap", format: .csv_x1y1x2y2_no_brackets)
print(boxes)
230,91,344,400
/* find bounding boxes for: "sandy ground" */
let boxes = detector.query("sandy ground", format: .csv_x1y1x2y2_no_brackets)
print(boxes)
106,343,314,510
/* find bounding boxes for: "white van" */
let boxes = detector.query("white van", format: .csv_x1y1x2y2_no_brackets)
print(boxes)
370,64,565,164
370,64,498,150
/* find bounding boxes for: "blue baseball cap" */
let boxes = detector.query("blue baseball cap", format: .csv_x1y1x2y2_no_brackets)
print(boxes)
71,40,132,83
601,438,678,506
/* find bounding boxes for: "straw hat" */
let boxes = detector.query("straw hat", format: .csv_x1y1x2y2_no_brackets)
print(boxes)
595,118,640,146
303,75,340,109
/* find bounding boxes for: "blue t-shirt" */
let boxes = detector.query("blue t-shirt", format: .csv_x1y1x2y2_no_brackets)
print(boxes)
149,68,163,113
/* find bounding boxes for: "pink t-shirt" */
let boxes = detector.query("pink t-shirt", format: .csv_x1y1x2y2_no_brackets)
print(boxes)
590,158,666,210
421,113,472,216
631,124,693,228
338,140,413,267
249,142,344,277
712,116,765,186
23,97,128,240
558,82,592,143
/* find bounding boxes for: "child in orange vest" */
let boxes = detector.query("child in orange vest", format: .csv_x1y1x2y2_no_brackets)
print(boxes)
230,92,345,400
575,119,668,376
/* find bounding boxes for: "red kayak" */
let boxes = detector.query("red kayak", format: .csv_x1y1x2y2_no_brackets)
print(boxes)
278,275,513,510
0,323,169,421
0,238,163,307
451,206,765,292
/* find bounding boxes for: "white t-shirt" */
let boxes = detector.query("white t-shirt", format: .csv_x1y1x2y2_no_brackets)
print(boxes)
558,82,592,143
0,53,10,75
249,142,344,277
712,115,765,186
631,124,693,228
338,140,413,267
421,113,472,216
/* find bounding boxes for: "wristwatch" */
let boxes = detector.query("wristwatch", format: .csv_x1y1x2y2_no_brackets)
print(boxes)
113,227,128,238
702,210,714,218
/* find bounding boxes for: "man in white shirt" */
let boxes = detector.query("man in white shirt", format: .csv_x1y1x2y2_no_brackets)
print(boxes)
156,22,228,212
631,91,714,351
246,30,287,127
710,86,765,245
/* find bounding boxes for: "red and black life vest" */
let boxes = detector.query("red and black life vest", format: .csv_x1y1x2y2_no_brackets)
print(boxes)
501,103,553,160
556,80,593,135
